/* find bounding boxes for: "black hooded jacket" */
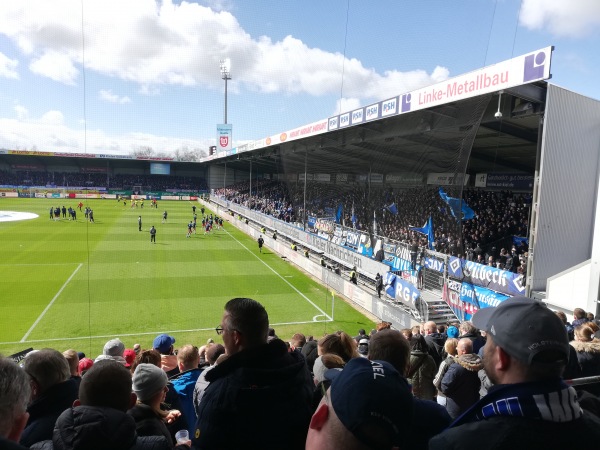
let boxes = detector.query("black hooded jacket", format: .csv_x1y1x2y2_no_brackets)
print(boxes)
192,339,313,450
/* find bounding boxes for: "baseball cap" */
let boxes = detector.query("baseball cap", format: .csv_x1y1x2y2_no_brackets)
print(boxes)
325,358,412,449
123,349,136,368
103,338,125,357
153,334,175,354
472,296,569,365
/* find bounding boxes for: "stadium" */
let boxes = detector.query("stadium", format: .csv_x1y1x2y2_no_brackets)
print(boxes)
2,37,600,450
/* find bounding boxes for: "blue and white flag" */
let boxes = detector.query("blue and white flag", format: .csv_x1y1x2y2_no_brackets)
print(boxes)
385,202,398,215
409,216,435,250
335,204,343,224
439,187,476,220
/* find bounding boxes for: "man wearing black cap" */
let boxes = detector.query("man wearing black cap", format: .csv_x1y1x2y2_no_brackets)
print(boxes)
306,357,413,450
430,296,600,449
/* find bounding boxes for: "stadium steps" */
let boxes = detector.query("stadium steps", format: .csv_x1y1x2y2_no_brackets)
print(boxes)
420,290,458,324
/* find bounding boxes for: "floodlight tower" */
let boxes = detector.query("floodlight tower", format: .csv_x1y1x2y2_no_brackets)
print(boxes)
220,59,231,124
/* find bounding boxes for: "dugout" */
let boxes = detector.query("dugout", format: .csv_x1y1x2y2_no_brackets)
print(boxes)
206,47,600,317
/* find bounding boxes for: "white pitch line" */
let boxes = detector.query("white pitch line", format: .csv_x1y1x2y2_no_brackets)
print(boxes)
20,263,83,343
2,319,332,346
224,228,333,321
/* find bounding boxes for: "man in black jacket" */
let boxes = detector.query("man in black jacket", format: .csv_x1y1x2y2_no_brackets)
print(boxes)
192,298,313,450
0,357,31,450
31,360,171,450
430,296,600,449
20,349,79,448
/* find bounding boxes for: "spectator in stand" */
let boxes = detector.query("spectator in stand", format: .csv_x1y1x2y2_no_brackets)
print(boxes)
153,334,179,378
572,308,590,327
0,357,31,450
556,311,575,341
401,328,413,340
317,332,360,362
192,298,313,450
446,325,460,339
440,338,483,419
433,338,459,407
367,329,451,449
78,358,94,377
128,364,188,449
301,339,319,374
423,321,446,368
430,296,600,449
458,321,486,354
353,328,369,343
289,333,306,354
31,359,173,450
305,358,413,450
310,354,345,412
193,344,225,417
20,349,79,448
407,335,437,401
170,345,202,435
62,350,81,392
96,338,127,365
570,324,600,396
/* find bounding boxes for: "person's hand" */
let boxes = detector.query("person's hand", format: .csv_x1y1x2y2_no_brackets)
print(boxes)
165,409,181,424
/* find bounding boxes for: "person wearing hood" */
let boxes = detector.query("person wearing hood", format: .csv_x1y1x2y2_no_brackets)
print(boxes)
440,338,483,419
406,334,437,401
570,324,600,396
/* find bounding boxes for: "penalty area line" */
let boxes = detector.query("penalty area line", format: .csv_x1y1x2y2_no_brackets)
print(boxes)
224,228,333,321
20,263,83,343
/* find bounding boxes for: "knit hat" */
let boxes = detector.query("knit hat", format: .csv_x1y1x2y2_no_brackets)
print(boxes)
325,358,412,448
312,356,329,383
446,326,459,339
103,338,125,357
472,296,569,365
132,363,168,401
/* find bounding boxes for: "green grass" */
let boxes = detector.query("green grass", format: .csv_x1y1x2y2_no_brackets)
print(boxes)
0,198,374,358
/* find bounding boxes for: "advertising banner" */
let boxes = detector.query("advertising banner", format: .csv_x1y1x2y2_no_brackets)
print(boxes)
448,256,526,296
217,124,232,153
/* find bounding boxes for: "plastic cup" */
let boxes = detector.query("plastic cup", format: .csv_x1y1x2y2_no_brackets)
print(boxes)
175,429,190,444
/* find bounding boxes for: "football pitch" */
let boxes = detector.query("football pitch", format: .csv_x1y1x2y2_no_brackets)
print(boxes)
0,198,375,358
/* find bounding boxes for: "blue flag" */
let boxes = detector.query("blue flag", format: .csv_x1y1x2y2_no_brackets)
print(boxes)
439,187,476,220
409,216,435,250
385,202,398,215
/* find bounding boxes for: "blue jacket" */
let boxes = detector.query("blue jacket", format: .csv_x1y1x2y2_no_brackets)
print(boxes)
170,368,202,435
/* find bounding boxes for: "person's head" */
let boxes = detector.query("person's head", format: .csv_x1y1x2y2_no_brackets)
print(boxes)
456,338,473,355
22,349,70,400
376,322,392,332
411,325,421,336
132,363,168,408
459,321,477,336
318,332,360,362
446,325,459,339
103,338,125,358
437,324,446,334
573,308,587,320
409,334,428,353
423,321,437,335
153,334,176,355
574,324,595,342
220,298,269,354
62,349,80,376
312,354,345,385
130,349,161,374
357,339,369,356
306,358,412,450
444,338,459,357
585,321,600,333
177,344,200,372
555,311,568,325
78,357,94,376
587,312,595,321
78,360,136,412
290,333,306,349
367,329,410,376
400,329,412,340
205,344,225,365
133,343,141,354
474,296,569,385
0,357,31,442
123,349,136,369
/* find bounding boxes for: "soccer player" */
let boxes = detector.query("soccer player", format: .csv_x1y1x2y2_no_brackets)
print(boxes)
257,235,264,253
149,226,156,243
187,221,193,238
162,211,168,223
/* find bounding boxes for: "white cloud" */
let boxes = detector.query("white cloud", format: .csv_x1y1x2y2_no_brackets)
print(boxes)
0,52,19,79
335,97,362,115
29,51,78,84
40,110,65,126
14,104,28,120
0,0,447,100
99,89,132,104
520,0,600,38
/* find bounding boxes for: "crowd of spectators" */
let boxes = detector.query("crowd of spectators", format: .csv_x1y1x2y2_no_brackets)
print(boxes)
214,180,531,260
3,297,600,449
0,170,207,192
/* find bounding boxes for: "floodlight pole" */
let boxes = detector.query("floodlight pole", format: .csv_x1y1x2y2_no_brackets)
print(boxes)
220,60,231,124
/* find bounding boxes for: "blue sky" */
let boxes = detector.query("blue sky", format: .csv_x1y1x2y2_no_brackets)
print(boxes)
0,0,599,157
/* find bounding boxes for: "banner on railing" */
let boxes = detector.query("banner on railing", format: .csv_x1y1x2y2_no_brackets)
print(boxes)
448,256,525,296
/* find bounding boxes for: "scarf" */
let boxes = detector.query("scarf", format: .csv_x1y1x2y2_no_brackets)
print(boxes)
450,379,582,428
